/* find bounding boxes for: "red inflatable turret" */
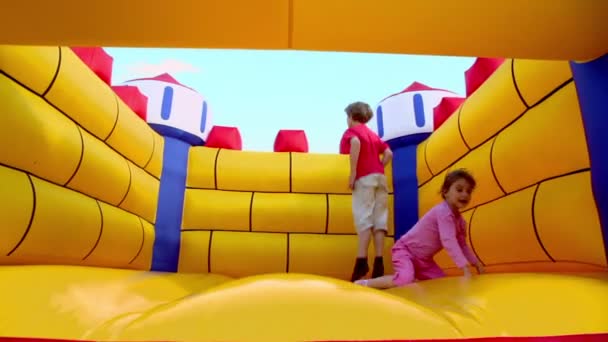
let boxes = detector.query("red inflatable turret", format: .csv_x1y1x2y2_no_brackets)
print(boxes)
274,129,309,152
433,97,465,130
464,58,505,97
112,85,148,121
71,47,113,85
205,126,242,150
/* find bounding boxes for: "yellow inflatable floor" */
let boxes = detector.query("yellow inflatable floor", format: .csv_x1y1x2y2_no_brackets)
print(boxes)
1,265,607,342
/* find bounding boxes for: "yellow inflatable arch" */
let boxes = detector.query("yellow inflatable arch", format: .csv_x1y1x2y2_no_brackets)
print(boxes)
0,2,608,341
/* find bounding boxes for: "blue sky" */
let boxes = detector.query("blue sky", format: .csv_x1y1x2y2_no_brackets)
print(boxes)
106,48,476,153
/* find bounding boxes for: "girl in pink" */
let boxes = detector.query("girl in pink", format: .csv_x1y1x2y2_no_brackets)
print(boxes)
355,169,485,288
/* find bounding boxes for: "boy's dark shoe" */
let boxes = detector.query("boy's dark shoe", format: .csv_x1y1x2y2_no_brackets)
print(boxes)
372,256,384,278
350,257,369,282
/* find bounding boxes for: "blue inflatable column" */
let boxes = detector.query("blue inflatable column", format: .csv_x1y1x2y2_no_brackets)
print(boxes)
377,95,432,241
387,133,430,240
570,54,608,262
148,85,209,272
151,137,192,272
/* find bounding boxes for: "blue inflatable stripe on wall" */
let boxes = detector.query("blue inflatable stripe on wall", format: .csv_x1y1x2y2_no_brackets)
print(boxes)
149,123,204,146
376,105,384,138
390,144,420,240
570,54,608,263
386,133,430,240
413,94,426,128
200,101,208,134
151,136,190,272
387,133,430,151
161,86,174,120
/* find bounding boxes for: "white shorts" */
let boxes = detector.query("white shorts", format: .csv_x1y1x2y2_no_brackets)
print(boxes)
352,173,389,233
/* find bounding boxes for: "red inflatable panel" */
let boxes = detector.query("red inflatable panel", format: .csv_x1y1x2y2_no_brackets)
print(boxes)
127,72,196,91
401,81,436,92
433,96,465,130
205,125,243,150
464,57,505,96
112,85,148,121
70,47,113,85
380,81,453,102
274,129,309,152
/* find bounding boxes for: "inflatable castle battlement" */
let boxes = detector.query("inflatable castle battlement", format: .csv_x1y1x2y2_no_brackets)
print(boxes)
71,47,504,160
70,47,312,154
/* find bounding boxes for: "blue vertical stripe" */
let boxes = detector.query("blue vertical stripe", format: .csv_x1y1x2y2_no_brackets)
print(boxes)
389,144,422,240
161,86,174,120
200,101,208,133
387,133,430,240
151,136,189,272
413,94,426,128
570,54,608,263
376,105,385,138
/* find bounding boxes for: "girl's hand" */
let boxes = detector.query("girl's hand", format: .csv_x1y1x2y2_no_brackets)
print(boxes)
476,263,485,274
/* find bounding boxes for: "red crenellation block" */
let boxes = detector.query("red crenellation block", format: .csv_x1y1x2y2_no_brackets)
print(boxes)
274,129,309,152
464,57,505,97
71,47,114,85
205,126,243,150
112,85,149,121
433,97,465,130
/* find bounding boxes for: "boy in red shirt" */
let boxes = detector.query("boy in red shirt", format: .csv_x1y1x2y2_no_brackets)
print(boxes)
340,102,393,282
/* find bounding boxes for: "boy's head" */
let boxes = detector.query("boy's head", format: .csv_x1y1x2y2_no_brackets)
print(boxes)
345,101,374,127
440,169,476,210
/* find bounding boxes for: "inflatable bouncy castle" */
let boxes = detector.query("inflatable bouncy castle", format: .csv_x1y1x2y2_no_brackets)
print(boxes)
0,1,607,341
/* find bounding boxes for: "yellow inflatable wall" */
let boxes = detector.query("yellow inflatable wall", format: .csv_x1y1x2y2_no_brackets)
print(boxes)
1,46,607,278
0,45,163,270
178,58,607,280
179,148,396,279
418,59,607,274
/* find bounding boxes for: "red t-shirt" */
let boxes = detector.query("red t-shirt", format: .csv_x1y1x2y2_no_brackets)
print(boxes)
339,124,389,180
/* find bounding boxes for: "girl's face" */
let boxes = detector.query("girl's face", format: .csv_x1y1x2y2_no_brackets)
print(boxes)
443,178,473,210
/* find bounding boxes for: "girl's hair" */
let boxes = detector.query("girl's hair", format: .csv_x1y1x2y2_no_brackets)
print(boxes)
440,169,476,198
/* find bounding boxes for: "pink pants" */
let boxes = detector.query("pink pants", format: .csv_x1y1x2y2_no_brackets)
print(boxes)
391,243,446,286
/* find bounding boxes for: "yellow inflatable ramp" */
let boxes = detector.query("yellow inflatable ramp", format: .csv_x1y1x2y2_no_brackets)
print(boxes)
0,265,606,342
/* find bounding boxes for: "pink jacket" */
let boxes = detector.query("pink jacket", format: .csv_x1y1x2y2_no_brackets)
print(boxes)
395,201,479,268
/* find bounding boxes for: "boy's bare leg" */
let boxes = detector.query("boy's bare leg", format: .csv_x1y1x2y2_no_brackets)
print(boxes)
357,228,372,257
372,229,386,277
373,229,385,257
351,228,372,282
